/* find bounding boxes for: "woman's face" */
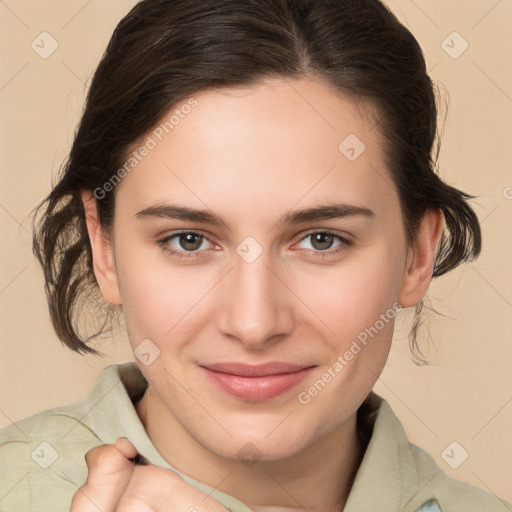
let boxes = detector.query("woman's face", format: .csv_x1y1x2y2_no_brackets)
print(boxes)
92,77,429,460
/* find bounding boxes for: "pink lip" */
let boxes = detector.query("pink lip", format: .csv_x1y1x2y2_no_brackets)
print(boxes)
199,362,316,401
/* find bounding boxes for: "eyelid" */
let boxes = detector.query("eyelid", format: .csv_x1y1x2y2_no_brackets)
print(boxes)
291,228,352,252
159,228,351,248
157,228,353,263
157,230,224,261
297,228,352,243
160,230,218,250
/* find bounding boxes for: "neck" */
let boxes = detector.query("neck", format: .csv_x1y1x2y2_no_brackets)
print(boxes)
136,387,363,512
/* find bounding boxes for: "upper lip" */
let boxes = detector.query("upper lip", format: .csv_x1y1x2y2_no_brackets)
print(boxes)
201,362,315,377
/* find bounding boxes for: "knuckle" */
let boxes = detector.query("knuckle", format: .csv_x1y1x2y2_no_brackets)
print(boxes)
84,443,124,469
129,465,183,495
138,464,181,482
69,487,88,510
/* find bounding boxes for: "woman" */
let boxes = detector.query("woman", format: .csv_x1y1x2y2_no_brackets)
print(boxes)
0,0,507,510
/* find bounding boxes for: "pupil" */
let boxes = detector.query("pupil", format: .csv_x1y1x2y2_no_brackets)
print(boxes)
181,234,201,251
312,233,333,250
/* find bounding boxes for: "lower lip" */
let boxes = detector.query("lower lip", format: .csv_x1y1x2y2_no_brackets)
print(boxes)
199,366,315,401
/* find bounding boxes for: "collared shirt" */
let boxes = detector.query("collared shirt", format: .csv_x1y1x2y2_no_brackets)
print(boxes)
0,361,507,511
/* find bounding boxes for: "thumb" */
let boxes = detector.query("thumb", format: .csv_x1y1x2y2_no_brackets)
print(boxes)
71,437,139,511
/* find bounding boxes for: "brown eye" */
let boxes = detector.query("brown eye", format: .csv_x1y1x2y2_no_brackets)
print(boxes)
158,231,214,258
309,232,336,251
297,231,350,253
177,233,204,251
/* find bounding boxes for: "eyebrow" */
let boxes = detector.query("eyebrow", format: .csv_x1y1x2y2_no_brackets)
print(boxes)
135,202,375,228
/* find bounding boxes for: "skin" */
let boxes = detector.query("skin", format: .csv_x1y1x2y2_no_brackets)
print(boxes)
79,76,444,511
71,438,228,511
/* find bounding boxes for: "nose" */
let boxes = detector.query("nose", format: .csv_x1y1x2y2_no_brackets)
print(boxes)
216,250,295,350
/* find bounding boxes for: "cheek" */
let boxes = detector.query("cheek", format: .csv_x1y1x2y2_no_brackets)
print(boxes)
114,224,405,356
114,241,218,349
293,252,402,431
293,244,404,345
113,235,171,342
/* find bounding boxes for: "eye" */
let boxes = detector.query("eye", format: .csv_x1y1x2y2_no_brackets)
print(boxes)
295,230,352,256
157,229,352,260
158,231,215,258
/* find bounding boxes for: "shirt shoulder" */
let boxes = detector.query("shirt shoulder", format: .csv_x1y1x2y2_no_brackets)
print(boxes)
407,442,510,512
347,393,510,512
0,361,146,512
0,406,105,512
0,362,151,511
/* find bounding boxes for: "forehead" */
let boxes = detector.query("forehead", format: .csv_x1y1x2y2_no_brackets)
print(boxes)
115,77,397,224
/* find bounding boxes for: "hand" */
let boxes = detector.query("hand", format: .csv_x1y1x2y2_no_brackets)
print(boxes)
71,437,229,511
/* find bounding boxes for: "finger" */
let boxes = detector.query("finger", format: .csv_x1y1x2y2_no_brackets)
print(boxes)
70,438,138,512
112,437,140,461
116,465,230,512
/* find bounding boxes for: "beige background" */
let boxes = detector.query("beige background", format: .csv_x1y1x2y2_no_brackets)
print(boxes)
1,0,511,504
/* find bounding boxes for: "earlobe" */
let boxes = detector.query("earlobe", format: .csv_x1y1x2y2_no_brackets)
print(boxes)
398,209,444,308
80,190,122,306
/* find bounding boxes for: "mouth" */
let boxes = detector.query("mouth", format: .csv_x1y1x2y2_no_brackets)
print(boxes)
199,362,317,401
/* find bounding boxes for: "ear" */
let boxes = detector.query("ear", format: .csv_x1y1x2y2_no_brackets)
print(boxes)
398,208,444,308
81,190,122,306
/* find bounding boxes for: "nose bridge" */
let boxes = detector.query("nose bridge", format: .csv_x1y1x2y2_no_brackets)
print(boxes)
217,247,293,347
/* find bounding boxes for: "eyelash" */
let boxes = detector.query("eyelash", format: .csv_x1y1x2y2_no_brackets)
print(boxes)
157,230,353,260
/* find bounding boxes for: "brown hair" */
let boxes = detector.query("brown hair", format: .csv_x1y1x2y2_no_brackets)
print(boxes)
31,0,481,361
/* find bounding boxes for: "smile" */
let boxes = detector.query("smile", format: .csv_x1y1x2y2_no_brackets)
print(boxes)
199,362,317,401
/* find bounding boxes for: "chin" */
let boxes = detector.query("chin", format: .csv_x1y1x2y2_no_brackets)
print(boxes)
196,421,317,463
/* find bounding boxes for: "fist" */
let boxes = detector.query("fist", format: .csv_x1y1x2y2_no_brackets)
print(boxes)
71,437,229,511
